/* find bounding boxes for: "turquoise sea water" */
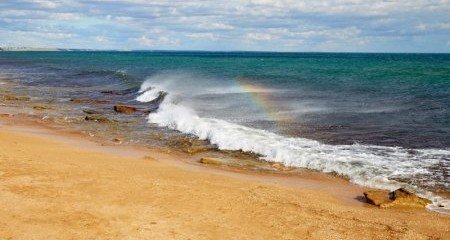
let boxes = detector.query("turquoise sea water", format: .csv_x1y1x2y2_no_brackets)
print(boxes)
0,51,449,197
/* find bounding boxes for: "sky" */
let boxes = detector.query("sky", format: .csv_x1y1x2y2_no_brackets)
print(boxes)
0,0,449,52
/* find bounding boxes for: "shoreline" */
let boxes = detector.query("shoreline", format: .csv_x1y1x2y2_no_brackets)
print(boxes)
0,116,449,239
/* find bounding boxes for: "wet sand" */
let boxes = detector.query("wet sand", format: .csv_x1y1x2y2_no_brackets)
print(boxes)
0,119,449,239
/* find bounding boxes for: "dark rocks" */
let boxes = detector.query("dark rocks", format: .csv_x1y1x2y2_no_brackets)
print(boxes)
84,114,111,123
114,105,137,114
149,91,167,106
364,188,431,208
101,87,139,95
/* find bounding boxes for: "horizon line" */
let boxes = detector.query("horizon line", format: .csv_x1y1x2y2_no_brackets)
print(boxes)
1,47,450,54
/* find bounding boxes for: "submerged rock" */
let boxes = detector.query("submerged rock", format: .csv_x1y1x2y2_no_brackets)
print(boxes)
33,105,51,110
83,109,102,115
101,87,139,95
1,95,30,101
114,105,137,114
84,114,111,123
364,188,431,208
70,98,110,104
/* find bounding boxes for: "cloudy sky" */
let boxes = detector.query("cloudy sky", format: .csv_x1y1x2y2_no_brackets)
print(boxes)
1,0,449,52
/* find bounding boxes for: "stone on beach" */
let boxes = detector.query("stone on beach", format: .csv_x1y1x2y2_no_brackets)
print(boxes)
364,188,431,208
364,190,391,206
199,157,277,171
114,105,137,114
0,113,13,118
387,188,431,207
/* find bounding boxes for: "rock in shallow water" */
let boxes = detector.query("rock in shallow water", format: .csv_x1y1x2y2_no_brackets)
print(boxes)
114,105,137,114
70,98,110,104
1,95,30,101
33,105,51,110
84,115,111,123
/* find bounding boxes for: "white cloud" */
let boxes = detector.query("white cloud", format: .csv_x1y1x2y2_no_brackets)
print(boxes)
95,36,108,43
135,35,154,47
246,32,278,41
133,35,179,48
1,0,449,51
197,22,234,30
186,33,218,40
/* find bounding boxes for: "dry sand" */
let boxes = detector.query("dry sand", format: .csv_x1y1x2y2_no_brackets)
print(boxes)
0,124,449,239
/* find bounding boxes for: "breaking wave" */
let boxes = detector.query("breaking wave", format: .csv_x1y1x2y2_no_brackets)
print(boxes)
136,77,450,213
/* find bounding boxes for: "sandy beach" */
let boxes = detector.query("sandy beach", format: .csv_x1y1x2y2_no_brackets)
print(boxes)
0,120,449,240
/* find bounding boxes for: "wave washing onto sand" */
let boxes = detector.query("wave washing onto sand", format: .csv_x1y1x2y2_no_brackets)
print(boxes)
136,78,450,214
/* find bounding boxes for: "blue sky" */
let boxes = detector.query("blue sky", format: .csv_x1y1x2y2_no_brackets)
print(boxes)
1,0,449,52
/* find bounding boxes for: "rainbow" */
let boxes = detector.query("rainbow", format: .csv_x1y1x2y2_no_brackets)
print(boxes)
234,77,292,133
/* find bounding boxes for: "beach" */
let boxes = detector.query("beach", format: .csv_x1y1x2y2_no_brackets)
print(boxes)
0,118,449,239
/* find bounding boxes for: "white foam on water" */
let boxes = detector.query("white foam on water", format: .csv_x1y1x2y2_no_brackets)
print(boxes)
136,78,450,214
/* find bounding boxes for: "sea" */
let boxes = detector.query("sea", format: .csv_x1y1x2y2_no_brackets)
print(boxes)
0,51,449,206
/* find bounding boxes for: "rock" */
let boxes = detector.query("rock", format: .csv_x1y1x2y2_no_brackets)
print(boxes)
149,91,168,106
84,115,111,123
199,157,224,165
2,95,30,101
0,113,13,118
83,109,101,114
364,190,391,206
270,162,291,171
114,105,137,114
386,188,431,208
364,188,431,208
70,98,109,104
33,105,51,110
101,87,139,95
113,137,123,143
199,157,276,171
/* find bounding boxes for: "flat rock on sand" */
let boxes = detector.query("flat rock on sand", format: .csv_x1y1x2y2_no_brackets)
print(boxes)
364,188,431,208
